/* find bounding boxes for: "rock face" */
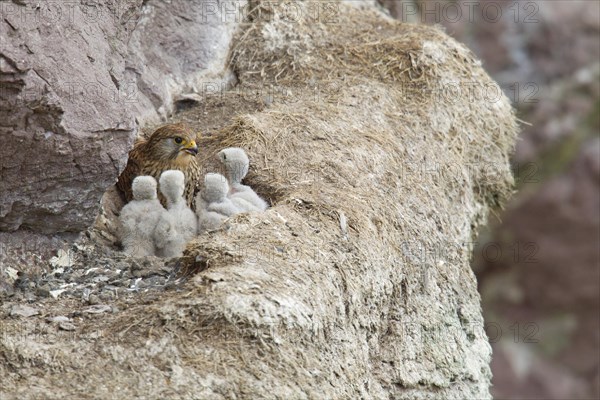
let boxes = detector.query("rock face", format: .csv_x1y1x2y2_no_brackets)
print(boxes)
0,1,136,233
0,0,240,234
481,140,600,400
124,0,240,123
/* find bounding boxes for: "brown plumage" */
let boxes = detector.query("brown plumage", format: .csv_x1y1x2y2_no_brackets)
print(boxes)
117,123,202,208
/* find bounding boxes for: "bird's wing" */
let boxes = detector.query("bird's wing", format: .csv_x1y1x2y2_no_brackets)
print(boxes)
186,158,203,210
117,140,145,203
153,214,173,250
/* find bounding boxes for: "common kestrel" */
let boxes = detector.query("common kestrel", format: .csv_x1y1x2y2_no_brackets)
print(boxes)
117,123,202,208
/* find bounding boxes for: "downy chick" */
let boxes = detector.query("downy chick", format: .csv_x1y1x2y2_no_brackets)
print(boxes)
154,170,198,258
119,176,165,257
196,173,239,233
217,147,268,212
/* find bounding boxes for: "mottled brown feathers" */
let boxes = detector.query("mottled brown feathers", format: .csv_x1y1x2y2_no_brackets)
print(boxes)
117,123,202,208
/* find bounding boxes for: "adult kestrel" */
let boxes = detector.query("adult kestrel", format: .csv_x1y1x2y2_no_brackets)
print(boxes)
117,123,202,208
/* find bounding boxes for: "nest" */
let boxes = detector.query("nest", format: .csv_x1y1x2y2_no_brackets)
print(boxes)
157,3,516,398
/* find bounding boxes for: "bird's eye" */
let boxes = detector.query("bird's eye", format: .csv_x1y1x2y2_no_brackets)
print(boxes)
174,137,183,144
222,154,227,160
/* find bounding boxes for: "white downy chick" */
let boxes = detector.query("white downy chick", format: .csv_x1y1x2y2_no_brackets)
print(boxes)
217,147,268,212
196,173,239,233
119,176,165,257
154,170,198,258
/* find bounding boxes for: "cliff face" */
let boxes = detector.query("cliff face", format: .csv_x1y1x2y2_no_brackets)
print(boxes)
0,2,517,399
0,0,239,234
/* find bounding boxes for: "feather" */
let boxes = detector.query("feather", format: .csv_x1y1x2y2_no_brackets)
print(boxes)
117,123,202,210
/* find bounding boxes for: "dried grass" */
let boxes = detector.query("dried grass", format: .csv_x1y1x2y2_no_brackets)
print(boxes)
139,3,516,398
1,2,517,399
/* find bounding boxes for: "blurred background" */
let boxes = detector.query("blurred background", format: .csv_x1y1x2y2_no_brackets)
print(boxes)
378,1,599,399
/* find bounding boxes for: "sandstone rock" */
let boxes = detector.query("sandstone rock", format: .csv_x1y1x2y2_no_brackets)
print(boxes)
509,140,600,308
124,0,241,123
0,0,241,235
9,304,39,318
477,139,600,400
0,0,137,234
58,322,77,331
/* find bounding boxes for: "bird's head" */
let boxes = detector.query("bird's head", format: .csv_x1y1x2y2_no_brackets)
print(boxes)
159,170,186,203
132,176,158,200
202,173,229,203
146,123,199,164
217,147,249,184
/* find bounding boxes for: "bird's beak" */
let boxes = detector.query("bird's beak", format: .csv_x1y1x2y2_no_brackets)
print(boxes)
183,140,198,155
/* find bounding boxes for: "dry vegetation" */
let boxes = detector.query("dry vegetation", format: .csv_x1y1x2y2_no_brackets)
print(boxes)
1,2,517,399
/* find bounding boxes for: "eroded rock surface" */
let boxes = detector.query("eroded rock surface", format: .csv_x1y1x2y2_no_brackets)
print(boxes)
0,0,240,234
